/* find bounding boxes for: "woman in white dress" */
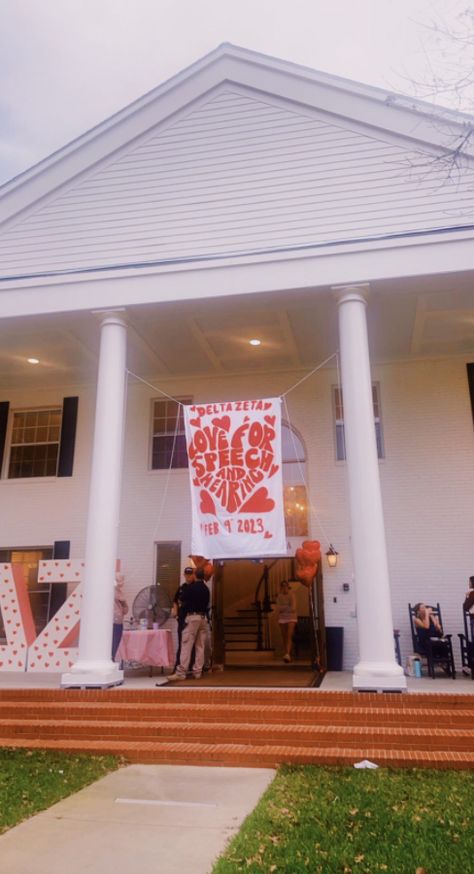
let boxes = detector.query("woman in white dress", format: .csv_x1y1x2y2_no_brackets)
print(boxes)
276,580,297,663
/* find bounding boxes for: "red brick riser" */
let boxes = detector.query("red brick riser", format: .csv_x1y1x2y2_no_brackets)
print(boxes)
0,688,473,769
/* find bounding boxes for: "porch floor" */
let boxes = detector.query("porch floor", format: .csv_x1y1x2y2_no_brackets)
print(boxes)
0,668,472,692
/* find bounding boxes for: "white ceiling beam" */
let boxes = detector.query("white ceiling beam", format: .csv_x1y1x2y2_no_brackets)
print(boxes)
187,317,225,372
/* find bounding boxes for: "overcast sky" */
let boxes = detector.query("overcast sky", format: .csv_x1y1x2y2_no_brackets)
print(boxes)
0,0,472,186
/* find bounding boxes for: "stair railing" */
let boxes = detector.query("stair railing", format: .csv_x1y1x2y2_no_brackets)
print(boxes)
253,562,278,651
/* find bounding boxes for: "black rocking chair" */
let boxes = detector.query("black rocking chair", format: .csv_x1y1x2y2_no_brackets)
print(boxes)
408,602,456,679
458,609,474,680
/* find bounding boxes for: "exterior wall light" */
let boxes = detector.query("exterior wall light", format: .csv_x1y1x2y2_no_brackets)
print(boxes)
325,544,339,568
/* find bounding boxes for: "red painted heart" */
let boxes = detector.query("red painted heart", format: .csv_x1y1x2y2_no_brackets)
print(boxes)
200,490,216,516
211,416,230,431
240,487,275,513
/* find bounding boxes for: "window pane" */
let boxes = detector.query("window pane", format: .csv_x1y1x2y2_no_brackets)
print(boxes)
336,423,346,461
375,422,384,459
282,422,306,463
0,548,54,640
284,485,309,537
9,442,59,478
333,386,383,460
8,407,62,478
151,398,191,469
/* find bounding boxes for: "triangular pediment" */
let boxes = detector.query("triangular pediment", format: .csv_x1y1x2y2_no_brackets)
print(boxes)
1,44,473,281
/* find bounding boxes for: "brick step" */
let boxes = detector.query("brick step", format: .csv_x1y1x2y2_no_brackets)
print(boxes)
2,700,474,728
1,688,473,710
1,735,473,769
3,718,474,751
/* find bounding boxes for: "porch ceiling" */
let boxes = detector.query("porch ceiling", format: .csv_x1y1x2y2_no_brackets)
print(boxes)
0,271,473,390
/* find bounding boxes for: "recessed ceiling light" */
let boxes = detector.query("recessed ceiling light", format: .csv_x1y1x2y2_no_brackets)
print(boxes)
27,358,40,364
249,339,261,346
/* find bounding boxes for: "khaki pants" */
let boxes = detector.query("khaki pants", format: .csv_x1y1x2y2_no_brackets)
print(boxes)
176,615,208,678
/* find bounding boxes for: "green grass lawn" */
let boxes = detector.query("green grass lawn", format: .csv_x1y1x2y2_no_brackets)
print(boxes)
212,765,474,874
0,748,121,834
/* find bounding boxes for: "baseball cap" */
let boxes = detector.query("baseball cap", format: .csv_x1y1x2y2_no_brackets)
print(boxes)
184,567,194,574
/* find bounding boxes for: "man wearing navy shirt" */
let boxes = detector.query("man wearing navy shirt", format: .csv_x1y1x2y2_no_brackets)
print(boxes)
167,568,210,680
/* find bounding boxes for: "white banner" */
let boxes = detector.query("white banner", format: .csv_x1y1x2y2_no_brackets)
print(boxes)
184,398,287,559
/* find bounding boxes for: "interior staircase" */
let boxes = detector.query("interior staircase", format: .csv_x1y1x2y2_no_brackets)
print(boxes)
1,686,474,769
224,607,275,664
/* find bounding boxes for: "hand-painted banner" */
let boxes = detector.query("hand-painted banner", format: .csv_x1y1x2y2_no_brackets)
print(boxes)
184,398,287,558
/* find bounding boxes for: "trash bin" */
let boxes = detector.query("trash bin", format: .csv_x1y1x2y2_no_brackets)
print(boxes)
325,626,344,670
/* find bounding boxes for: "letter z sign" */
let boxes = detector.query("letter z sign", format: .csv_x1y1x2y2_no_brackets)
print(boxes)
0,560,84,672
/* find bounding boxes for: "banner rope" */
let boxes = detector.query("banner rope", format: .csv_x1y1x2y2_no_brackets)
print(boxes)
281,352,337,397
126,370,182,403
127,351,337,405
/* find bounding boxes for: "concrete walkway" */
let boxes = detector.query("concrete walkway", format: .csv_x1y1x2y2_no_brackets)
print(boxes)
0,764,275,874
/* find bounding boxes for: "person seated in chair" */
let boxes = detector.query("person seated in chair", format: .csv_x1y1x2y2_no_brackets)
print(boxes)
463,576,474,639
413,603,443,655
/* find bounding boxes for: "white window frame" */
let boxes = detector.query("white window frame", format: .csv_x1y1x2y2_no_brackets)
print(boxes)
332,383,384,461
3,406,63,480
149,397,192,471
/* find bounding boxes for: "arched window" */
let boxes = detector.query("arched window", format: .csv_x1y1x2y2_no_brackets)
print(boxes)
282,422,308,538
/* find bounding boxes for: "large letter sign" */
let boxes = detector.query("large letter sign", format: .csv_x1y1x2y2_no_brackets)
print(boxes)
28,560,84,672
184,398,287,558
0,564,36,671
0,560,84,672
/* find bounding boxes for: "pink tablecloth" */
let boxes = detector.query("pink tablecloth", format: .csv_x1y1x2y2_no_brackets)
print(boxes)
116,629,174,667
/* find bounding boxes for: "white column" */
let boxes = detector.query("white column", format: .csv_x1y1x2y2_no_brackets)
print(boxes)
62,313,127,687
334,284,406,691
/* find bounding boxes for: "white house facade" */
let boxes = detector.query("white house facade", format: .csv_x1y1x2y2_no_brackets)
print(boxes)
0,45,473,691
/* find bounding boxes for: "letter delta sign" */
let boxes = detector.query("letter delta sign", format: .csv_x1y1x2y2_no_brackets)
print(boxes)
184,398,287,558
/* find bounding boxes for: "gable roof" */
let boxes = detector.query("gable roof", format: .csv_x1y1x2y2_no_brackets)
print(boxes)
1,43,473,283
